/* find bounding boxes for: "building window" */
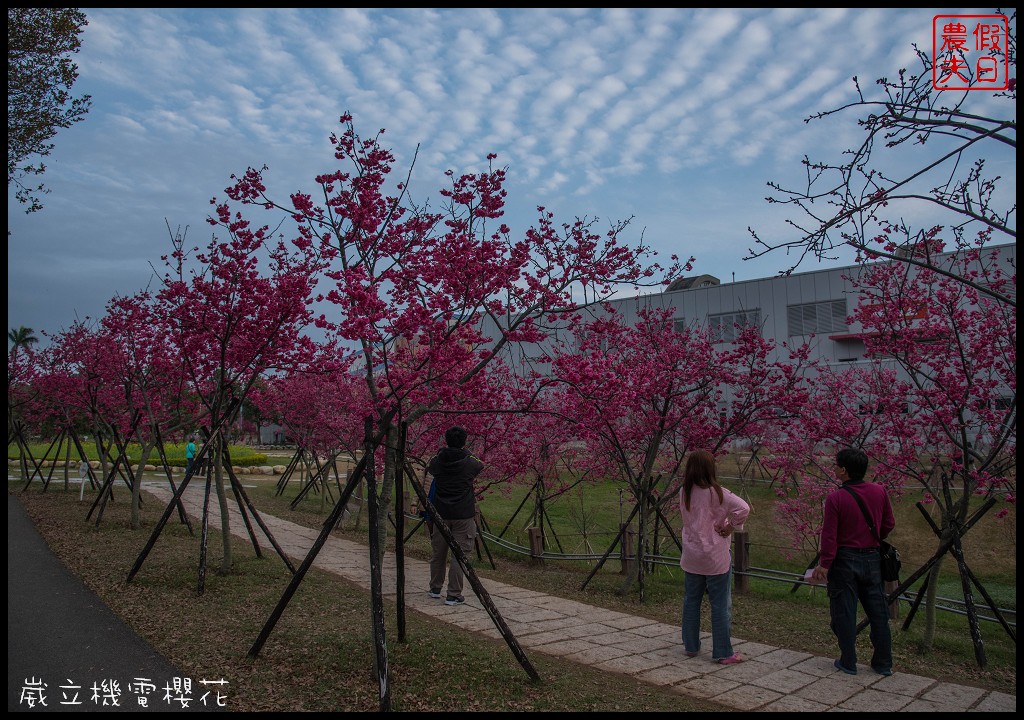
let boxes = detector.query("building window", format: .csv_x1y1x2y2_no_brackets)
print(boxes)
708,309,761,343
574,331,609,354
992,396,1013,412
858,401,908,415
787,299,847,336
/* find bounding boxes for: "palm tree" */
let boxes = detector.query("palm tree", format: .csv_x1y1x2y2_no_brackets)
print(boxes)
9,325,38,353
8,325,39,476
9,326,39,370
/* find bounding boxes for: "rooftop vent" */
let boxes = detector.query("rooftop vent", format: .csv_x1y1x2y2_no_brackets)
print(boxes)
665,274,721,292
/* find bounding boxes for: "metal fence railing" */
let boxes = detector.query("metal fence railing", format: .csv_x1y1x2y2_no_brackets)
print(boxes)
465,525,1016,629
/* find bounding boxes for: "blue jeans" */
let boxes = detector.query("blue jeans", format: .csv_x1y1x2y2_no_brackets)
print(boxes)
827,547,893,673
682,568,733,659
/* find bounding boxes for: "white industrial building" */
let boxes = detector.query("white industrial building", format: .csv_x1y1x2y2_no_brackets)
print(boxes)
503,242,1016,378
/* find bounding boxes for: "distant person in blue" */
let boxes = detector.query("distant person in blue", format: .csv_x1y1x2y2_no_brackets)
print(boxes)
185,437,198,477
426,426,484,606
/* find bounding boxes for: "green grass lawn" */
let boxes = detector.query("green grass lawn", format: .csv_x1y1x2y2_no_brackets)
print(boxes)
10,441,269,468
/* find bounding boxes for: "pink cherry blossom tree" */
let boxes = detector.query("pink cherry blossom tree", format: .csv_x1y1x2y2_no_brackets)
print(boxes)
218,114,681,557
250,352,370,512
745,22,1015,662
765,364,916,560
765,243,1015,658
148,205,324,575
851,244,1015,653
549,306,719,599
97,291,198,528
547,305,815,599
27,321,142,504
474,394,590,510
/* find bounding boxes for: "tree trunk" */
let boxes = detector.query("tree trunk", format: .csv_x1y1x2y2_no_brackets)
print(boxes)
919,553,945,652
214,441,233,574
319,453,328,515
63,438,72,492
638,488,656,603
375,439,397,564
617,484,645,596
94,433,109,488
131,439,156,530
19,434,30,484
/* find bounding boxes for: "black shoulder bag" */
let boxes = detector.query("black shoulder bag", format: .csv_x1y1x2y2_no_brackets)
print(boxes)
841,485,901,582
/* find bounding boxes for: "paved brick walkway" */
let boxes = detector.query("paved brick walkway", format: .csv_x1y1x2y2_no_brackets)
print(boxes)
144,483,1016,713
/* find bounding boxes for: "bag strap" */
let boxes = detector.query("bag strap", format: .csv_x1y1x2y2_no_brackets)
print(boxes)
840,484,882,545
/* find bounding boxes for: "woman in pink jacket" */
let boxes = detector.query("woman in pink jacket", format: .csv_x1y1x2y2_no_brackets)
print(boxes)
678,450,750,664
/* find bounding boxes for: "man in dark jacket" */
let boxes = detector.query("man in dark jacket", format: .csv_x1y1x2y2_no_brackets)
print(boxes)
426,426,484,605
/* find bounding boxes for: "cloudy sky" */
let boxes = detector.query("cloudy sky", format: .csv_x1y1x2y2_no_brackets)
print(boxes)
7,8,1015,342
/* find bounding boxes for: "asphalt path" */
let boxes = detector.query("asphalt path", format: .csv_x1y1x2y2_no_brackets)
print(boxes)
8,493,221,713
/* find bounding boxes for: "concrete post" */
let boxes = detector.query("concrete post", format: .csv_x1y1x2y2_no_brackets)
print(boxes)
885,580,900,619
528,527,544,566
620,524,635,576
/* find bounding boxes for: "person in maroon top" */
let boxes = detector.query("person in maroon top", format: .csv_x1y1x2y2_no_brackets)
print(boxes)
812,447,896,677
